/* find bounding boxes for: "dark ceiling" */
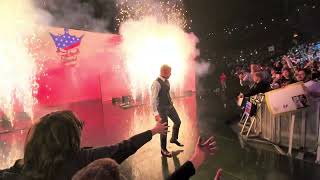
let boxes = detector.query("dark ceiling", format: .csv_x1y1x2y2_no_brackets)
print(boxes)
185,0,320,54
35,0,320,54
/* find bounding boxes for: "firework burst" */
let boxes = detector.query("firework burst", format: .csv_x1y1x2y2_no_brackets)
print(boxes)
116,0,198,100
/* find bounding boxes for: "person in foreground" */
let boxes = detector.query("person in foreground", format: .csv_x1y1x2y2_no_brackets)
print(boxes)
0,110,168,180
72,136,220,180
151,64,184,157
167,136,218,180
71,158,125,180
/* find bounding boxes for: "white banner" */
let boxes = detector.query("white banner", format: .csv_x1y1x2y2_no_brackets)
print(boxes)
265,82,309,115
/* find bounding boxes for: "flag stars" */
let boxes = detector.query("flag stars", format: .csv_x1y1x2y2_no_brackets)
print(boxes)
51,30,83,50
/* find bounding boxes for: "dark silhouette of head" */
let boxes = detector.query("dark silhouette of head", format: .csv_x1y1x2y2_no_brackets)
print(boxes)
282,68,291,78
23,110,83,180
253,72,264,83
72,158,125,180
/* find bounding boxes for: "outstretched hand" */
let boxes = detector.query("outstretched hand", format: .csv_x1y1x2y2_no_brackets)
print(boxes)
151,121,169,136
198,136,216,155
214,168,223,180
190,136,217,170
155,115,162,122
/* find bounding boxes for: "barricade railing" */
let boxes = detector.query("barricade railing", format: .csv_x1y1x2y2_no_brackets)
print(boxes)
247,94,320,162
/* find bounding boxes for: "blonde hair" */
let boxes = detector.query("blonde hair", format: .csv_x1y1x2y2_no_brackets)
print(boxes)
160,64,171,72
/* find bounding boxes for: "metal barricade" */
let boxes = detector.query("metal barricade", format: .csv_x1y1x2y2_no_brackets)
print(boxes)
254,96,320,155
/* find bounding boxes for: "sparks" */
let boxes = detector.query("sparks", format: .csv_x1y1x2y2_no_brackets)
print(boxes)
117,0,198,99
0,0,41,122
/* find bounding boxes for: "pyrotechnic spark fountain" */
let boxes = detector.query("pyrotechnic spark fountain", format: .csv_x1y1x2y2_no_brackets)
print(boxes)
0,0,44,122
0,0,51,169
117,0,198,99
116,0,190,29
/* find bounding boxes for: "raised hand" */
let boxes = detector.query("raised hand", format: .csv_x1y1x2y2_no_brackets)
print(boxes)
151,121,169,135
155,115,162,122
190,136,217,169
198,136,217,155
214,168,223,180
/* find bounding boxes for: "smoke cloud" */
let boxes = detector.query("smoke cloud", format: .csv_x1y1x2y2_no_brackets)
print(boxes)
195,61,211,77
33,0,116,32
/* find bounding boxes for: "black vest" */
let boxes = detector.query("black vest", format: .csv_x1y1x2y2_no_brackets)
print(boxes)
157,77,173,109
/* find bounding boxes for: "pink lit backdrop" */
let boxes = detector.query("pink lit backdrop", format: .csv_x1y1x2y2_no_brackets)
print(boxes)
33,27,195,106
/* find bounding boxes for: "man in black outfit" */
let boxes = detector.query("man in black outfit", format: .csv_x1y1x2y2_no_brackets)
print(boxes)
278,68,296,87
242,72,270,97
151,65,183,157
238,72,270,109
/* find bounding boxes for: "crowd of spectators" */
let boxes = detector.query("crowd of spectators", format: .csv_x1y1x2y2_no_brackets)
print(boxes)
221,41,320,99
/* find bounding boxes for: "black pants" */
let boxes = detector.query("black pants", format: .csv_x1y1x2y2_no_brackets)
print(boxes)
158,106,181,150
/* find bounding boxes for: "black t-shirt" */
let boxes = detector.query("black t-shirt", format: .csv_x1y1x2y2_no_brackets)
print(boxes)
278,76,296,87
1,131,152,180
167,161,195,180
244,80,270,97
311,71,320,80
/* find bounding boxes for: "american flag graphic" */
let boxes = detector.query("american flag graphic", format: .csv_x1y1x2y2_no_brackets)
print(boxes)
50,28,84,50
